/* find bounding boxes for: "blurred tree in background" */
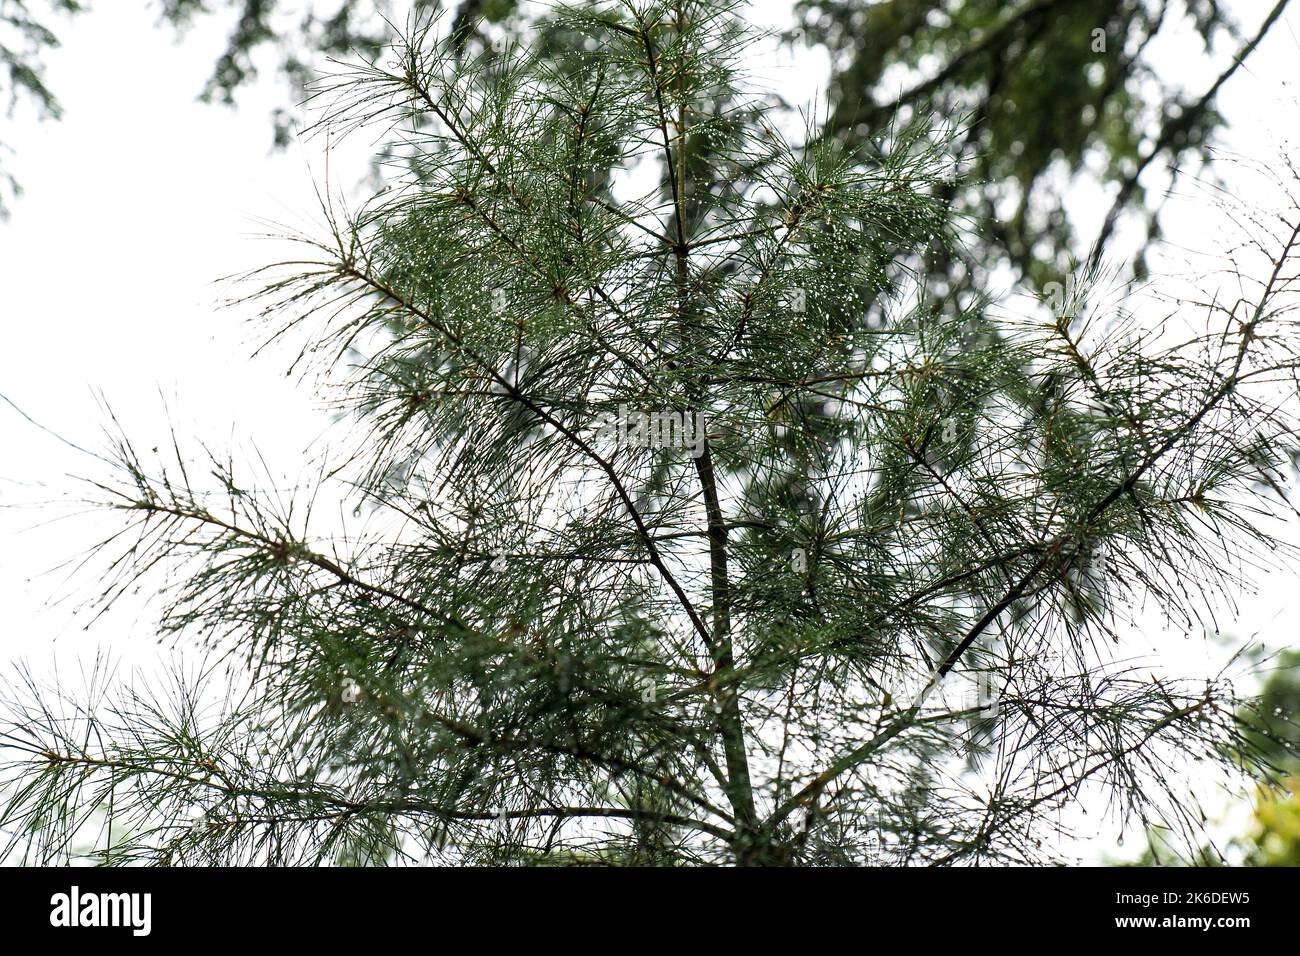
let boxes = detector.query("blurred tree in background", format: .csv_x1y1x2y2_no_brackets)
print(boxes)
0,0,83,212
1128,649,1300,865
1219,650,1300,865
799,0,1292,288
2,0,1293,266
1245,780,1300,865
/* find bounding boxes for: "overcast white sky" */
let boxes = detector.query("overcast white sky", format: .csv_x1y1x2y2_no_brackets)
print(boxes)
1,1,1298,862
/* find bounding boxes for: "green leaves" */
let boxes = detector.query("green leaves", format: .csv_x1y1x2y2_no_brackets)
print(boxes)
3,1,1299,867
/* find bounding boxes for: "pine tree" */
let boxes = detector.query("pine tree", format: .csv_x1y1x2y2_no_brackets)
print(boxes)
3,0,1299,866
